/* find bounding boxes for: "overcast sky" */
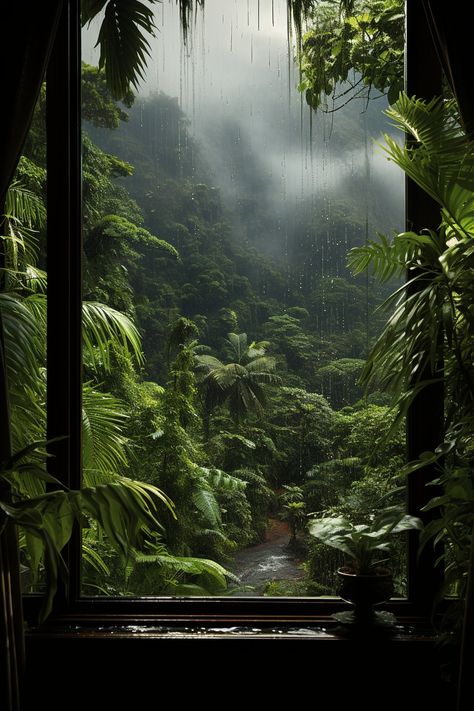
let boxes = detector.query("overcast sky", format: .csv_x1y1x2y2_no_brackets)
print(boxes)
82,0,404,234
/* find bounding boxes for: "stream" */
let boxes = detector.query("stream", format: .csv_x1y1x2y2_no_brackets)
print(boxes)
231,519,304,594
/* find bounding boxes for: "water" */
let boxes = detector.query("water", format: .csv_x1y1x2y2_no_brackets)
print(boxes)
232,520,303,592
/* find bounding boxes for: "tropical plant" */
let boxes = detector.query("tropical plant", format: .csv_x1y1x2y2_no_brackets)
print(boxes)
0,441,175,620
298,0,404,112
196,332,280,434
281,501,307,542
344,93,474,658
309,508,422,574
81,0,209,99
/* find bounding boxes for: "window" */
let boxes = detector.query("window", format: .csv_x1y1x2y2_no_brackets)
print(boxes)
25,0,443,625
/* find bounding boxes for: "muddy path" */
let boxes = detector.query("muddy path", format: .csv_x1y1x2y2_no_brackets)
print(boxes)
231,519,304,594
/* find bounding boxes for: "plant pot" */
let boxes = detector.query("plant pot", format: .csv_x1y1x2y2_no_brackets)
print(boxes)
337,567,394,623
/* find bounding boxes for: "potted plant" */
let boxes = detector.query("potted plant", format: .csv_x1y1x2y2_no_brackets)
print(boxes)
309,507,422,626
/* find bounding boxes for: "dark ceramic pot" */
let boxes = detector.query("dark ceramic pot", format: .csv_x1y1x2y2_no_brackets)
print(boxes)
337,567,394,622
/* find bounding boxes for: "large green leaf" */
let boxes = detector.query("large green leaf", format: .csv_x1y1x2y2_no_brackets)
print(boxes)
82,300,144,369
192,487,221,527
82,383,129,483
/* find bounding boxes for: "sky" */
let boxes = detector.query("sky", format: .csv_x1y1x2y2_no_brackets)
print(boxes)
82,0,404,247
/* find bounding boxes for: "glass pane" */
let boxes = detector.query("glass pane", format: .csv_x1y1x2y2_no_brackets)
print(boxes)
81,0,406,598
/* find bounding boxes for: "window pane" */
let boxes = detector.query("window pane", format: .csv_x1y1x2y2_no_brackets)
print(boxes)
81,0,406,598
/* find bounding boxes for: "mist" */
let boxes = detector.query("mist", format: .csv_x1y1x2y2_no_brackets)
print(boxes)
82,0,404,260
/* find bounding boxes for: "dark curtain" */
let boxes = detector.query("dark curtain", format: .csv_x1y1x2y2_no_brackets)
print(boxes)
0,4,63,710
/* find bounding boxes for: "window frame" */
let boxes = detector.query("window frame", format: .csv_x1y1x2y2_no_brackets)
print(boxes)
24,0,444,629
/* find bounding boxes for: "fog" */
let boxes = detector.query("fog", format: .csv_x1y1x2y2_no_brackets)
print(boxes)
82,0,404,257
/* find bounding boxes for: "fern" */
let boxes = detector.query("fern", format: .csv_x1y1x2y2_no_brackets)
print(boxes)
192,487,221,527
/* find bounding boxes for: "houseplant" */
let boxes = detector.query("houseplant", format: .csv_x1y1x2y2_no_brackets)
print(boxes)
309,507,422,625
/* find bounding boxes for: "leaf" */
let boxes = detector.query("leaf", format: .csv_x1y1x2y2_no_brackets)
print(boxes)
92,0,159,99
82,301,144,371
192,488,221,527
82,383,129,481
197,466,247,492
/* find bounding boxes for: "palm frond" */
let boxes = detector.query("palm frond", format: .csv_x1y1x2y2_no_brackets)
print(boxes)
82,300,144,370
24,266,48,293
77,478,175,558
0,292,44,388
194,354,223,372
383,94,474,235
82,541,111,576
348,231,441,282
86,0,159,99
82,383,130,481
5,180,46,231
133,551,230,590
226,332,247,363
208,362,245,389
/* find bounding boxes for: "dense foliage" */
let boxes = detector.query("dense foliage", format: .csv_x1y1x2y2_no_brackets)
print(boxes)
298,0,404,112
71,58,406,595
3,1,410,602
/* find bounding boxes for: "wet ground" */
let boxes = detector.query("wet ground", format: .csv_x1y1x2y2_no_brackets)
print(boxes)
231,519,305,594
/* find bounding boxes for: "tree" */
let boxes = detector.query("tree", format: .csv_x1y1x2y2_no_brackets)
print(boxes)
298,0,404,113
196,332,280,436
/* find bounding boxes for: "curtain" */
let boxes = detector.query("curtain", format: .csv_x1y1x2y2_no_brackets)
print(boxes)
0,4,63,710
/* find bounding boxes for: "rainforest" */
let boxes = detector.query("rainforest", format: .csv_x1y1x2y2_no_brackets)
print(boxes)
7,0,411,600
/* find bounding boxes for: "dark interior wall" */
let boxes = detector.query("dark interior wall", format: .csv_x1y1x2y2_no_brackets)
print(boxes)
25,632,453,710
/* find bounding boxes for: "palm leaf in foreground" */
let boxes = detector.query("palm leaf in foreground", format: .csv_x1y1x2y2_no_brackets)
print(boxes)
1,467,174,621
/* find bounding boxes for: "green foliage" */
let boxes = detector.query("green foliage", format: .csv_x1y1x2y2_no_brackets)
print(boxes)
130,544,233,596
349,94,474,626
281,501,307,541
314,357,365,408
267,387,336,484
82,301,144,370
82,0,160,99
298,0,404,112
1,444,174,620
349,96,474,435
82,62,134,128
82,384,130,485
308,508,422,574
196,332,280,427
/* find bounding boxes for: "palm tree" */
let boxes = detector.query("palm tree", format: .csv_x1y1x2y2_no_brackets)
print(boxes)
196,332,280,438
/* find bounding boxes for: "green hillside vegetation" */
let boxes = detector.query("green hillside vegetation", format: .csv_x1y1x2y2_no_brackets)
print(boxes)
12,60,405,597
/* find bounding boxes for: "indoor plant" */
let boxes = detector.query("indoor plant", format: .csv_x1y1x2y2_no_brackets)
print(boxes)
309,507,422,624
